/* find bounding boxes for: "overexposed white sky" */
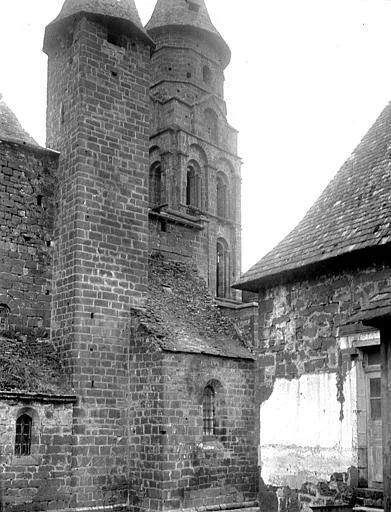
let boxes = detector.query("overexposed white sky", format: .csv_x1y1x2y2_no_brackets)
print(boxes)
1,0,391,272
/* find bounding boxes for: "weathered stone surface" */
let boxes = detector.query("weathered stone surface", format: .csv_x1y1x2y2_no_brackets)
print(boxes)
0,141,58,334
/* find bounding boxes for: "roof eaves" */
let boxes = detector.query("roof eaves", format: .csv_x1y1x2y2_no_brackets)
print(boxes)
0,137,59,156
0,391,77,403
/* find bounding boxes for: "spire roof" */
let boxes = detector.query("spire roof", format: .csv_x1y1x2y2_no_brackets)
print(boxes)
44,0,153,52
236,101,391,291
0,95,38,147
146,0,231,67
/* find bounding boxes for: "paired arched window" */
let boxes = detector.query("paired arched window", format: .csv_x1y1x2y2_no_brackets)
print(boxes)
0,304,10,331
204,109,218,143
217,173,229,218
203,385,216,436
149,163,164,206
15,413,32,456
216,239,230,299
186,163,202,209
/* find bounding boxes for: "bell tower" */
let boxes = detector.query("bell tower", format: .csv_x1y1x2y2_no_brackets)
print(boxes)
146,0,242,301
44,0,153,507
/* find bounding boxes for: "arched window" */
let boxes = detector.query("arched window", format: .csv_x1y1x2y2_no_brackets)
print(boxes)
0,304,10,331
217,173,229,218
216,239,230,298
186,163,201,209
203,65,212,84
203,385,215,436
149,163,163,206
204,109,218,143
15,413,32,456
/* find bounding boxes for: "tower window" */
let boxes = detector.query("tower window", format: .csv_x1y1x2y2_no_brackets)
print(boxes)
217,173,229,218
203,66,212,84
15,413,32,457
186,163,202,209
203,385,215,436
204,109,218,144
216,239,230,298
149,164,164,206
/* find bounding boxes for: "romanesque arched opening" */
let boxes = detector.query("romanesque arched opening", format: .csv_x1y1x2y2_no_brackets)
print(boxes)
216,239,230,298
186,161,202,209
149,163,164,206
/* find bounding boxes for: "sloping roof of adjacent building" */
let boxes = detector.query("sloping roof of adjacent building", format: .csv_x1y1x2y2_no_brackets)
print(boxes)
136,256,254,360
0,335,73,396
44,0,154,52
146,0,231,66
0,96,39,146
236,101,391,291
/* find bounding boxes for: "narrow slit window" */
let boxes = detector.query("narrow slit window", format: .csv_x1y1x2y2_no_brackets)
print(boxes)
15,414,32,456
203,385,215,436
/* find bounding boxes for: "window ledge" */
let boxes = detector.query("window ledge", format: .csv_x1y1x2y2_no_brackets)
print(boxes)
149,208,205,230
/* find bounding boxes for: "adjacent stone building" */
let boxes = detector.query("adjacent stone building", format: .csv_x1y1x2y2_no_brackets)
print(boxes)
235,100,391,508
0,1,258,512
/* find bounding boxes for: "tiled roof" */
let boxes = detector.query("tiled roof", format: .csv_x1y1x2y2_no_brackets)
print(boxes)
146,0,231,67
236,102,391,291
0,335,72,396
44,0,153,52
0,96,38,146
347,288,391,325
136,256,254,360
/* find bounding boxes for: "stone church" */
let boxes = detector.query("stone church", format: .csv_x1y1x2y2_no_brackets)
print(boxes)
0,1,259,511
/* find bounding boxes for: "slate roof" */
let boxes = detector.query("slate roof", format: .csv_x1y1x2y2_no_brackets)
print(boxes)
0,335,72,396
0,96,38,146
136,256,254,360
146,0,231,67
236,101,391,291
44,0,153,52
348,288,391,325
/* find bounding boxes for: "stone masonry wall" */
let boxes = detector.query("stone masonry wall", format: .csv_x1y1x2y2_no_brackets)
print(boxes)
0,142,57,334
0,399,73,512
150,30,225,100
255,259,391,492
127,318,165,512
159,352,258,510
46,16,151,508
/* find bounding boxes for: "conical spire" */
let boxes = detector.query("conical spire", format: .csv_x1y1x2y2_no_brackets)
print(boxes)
0,94,38,146
44,0,154,53
146,0,231,67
